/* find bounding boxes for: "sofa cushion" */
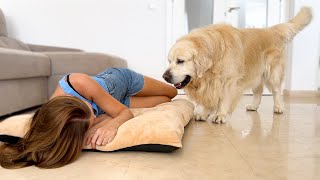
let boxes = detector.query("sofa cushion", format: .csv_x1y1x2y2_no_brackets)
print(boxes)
0,48,50,80
0,36,30,51
27,44,83,52
44,52,127,75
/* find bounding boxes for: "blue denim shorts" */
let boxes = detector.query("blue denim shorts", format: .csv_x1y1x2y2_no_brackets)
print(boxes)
95,68,144,107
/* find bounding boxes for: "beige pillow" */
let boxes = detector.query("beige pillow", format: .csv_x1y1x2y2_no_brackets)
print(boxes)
0,99,194,152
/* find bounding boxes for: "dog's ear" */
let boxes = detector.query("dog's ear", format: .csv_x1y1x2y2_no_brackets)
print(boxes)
194,50,213,78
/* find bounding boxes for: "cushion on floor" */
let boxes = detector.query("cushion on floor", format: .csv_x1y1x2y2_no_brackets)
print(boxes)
0,99,194,152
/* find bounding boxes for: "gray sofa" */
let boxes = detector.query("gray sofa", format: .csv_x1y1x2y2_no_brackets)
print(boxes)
0,8,127,116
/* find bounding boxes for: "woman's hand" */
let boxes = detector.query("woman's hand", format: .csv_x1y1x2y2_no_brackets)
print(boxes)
85,115,120,149
85,109,133,149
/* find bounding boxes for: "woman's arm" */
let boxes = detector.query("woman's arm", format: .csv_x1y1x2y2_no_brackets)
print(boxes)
68,73,134,148
87,106,133,149
69,73,133,117
84,112,127,148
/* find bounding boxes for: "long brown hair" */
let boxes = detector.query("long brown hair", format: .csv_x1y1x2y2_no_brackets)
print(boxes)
0,96,91,169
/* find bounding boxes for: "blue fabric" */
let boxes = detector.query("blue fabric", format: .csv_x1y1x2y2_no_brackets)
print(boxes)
59,68,144,116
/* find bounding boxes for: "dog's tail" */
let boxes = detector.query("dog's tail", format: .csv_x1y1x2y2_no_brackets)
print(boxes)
271,6,312,41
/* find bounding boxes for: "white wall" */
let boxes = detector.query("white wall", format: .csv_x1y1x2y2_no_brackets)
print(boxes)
289,0,320,91
0,0,168,80
1,0,319,90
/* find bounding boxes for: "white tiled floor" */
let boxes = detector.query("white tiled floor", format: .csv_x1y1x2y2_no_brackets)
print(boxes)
0,95,319,180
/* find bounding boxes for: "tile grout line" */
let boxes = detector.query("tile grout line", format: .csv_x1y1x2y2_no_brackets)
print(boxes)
220,126,259,179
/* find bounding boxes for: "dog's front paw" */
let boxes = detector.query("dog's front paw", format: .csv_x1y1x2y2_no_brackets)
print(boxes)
246,104,258,111
274,106,284,114
208,113,227,124
194,112,209,121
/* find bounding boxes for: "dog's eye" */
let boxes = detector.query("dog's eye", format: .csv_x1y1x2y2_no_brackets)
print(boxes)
177,59,184,64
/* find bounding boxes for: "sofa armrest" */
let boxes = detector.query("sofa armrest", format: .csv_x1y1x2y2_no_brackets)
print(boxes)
0,48,50,80
44,52,128,75
27,43,83,52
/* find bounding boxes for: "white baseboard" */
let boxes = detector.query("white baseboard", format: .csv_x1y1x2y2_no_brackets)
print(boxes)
179,89,320,98
283,90,320,98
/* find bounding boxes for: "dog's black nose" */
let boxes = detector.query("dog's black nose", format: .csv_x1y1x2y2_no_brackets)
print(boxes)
162,70,172,82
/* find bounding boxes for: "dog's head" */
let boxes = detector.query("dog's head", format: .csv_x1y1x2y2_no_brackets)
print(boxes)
163,40,213,89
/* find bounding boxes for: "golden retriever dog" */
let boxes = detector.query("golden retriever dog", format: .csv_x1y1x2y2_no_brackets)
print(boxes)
163,7,312,123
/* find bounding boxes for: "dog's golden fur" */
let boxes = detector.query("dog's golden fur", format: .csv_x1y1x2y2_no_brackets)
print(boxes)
163,7,312,123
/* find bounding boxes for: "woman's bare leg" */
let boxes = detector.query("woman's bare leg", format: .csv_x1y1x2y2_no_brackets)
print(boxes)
130,76,177,108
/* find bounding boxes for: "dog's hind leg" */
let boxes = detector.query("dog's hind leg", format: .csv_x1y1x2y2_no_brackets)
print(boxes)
246,83,264,111
268,82,284,114
265,51,285,114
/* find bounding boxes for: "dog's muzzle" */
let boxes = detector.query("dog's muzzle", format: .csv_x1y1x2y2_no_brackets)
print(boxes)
174,75,191,89
162,70,172,83
163,70,191,89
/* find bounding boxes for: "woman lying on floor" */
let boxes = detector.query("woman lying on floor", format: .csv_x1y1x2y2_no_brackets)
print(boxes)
0,68,177,169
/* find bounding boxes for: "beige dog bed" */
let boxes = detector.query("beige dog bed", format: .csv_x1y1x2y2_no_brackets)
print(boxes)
0,99,194,152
